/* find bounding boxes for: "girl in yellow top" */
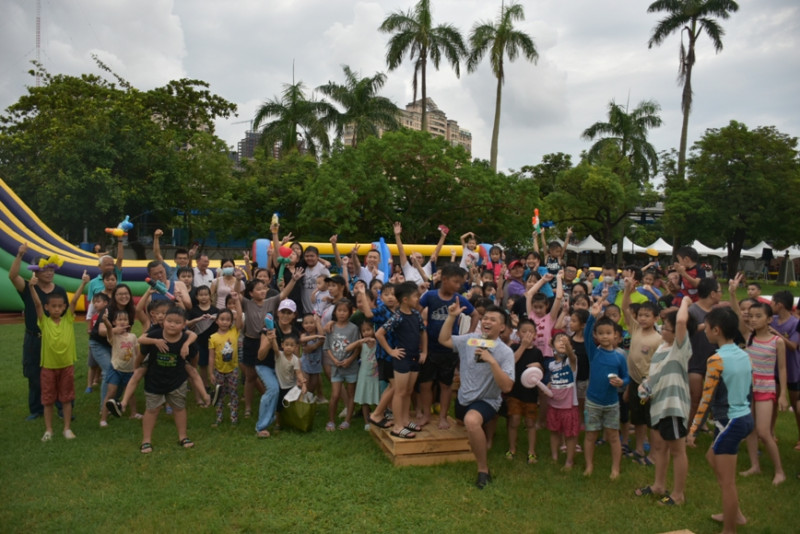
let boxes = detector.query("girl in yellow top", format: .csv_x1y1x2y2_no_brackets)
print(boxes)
208,292,243,426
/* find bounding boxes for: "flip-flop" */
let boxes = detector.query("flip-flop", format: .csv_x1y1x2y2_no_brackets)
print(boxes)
368,416,391,428
634,486,655,497
390,428,416,439
178,438,194,449
658,495,679,506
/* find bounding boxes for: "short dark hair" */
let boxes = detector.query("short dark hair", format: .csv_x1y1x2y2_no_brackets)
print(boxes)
304,246,319,256
165,306,186,320
45,292,67,305
176,266,193,278
594,316,617,332
624,265,643,282
747,281,761,290
704,307,739,340
92,292,110,303
148,299,171,313
661,310,697,338
483,305,510,328
637,302,660,317
675,246,698,263
174,248,189,259
570,308,589,326
394,281,419,302
602,262,617,271
102,271,117,281
195,285,210,296
146,260,162,274
772,290,794,311
697,277,720,299
281,333,300,345
440,264,466,280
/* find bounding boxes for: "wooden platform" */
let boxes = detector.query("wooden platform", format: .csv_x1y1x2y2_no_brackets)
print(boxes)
370,417,475,466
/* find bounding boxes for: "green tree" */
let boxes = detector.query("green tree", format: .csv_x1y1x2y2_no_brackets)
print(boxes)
379,0,467,131
544,146,657,261
647,0,739,178
582,99,662,182
317,66,399,148
253,81,332,158
664,121,800,277
300,129,539,245
467,1,538,171
0,62,236,244
518,152,573,197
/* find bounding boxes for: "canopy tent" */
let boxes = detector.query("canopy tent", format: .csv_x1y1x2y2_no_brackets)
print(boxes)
776,245,800,260
740,241,773,258
645,238,673,255
690,240,727,258
568,235,605,253
611,237,648,254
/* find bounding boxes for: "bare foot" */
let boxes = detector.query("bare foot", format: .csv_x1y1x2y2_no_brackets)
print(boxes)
773,472,787,486
437,417,451,430
415,413,430,427
583,467,593,477
711,513,747,525
739,466,761,477
609,470,620,480
562,463,573,472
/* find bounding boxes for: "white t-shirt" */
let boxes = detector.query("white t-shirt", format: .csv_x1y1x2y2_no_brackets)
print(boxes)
402,260,433,285
358,266,385,286
193,267,215,288
302,263,330,314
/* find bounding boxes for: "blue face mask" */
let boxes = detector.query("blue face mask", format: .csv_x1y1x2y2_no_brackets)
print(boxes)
222,267,234,276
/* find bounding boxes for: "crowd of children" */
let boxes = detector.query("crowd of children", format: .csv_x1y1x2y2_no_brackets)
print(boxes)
12,224,800,523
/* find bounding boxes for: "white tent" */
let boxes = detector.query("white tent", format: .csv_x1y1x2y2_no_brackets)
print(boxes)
690,240,727,258
568,235,605,253
645,238,673,255
611,237,648,254
740,241,773,258
776,245,800,260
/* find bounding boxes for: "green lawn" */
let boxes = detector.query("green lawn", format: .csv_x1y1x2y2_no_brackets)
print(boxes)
1,321,799,534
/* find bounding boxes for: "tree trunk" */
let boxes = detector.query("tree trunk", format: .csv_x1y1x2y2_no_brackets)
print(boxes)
420,52,427,133
677,31,697,180
727,228,746,279
490,73,503,172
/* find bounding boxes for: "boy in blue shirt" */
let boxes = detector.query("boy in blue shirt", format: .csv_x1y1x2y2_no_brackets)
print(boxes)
583,297,629,479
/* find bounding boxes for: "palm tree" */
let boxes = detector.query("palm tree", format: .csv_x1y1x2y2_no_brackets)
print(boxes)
252,81,332,158
317,66,399,149
379,0,466,131
582,99,663,182
467,1,538,172
647,0,739,178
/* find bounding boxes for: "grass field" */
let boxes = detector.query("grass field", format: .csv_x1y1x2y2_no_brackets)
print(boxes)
1,319,799,534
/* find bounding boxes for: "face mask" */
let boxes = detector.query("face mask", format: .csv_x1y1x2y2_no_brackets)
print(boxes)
222,267,234,276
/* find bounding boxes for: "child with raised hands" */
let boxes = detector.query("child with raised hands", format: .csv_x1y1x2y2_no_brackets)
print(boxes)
99,309,139,427
634,296,694,506
547,332,579,470
505,319,544,464
30,270,89,441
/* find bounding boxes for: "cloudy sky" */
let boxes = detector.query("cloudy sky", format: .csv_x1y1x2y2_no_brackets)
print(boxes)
2,0,798,174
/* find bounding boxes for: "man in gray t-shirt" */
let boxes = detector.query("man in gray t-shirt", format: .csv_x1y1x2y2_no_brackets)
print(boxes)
439,302,514,489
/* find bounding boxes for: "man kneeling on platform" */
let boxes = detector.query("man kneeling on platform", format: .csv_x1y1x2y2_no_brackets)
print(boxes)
439,302,514,489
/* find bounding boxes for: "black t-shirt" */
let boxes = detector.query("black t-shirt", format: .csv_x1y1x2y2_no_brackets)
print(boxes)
188,304,219,342
143,330,195,394
571,338,589,381
89,308,111,347
19,281,68,332
509,345,545,403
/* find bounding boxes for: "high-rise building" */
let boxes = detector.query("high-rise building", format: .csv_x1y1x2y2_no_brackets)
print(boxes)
343,98,472,154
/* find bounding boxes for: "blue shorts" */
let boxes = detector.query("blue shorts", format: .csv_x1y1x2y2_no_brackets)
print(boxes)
712,414,754,455
455,399,497,425
107,367,133,389
331,362,359,383
392,353,420,374
301,351,322,375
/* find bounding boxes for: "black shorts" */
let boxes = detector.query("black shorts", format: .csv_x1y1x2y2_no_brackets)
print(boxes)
687,353,708,375
418,351,458,385
787,381,800,392
392,354,420,374
455,399,497,424
627,381,651,426
652,416,687,441
241,336,261,367
378,359,394,382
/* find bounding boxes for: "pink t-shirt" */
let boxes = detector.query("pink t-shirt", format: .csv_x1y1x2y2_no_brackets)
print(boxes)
529,313,555,357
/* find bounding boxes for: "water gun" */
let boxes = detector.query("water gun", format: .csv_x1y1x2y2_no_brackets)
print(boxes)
271,213,280,227
532,208,541,235
105,215,133,237
145,277,175,300
264,313,275,331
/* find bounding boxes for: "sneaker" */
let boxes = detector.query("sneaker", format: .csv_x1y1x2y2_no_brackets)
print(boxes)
475,471,493,489
63,429,76,439
106,399,123,418
210,384,222,407
99,420,108,428
84,387,93,394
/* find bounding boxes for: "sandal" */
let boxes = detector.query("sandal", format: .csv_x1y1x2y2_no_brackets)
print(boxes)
505,450,515,460
390,427,416,439
178,438,194,449
658,495,678,506
527,453,538,465
632,452,654,466
368,416,391,429
405,422,422,432
257,429,270,438
41,431,53,442
634,486,656,497
326,421,336,432
338,421,350,430
140,442,153,454
244,410,252,418
129,413,143,420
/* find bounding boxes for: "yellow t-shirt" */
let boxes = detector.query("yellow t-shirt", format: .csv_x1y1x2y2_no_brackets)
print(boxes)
38,309,76,369
626,320,662,384
209,327,239,374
